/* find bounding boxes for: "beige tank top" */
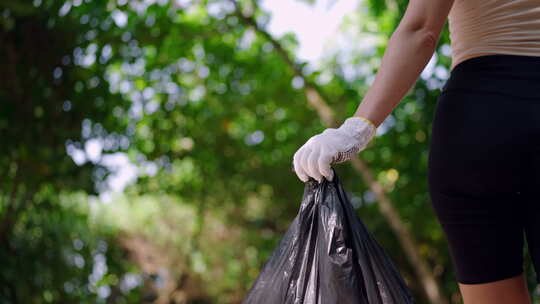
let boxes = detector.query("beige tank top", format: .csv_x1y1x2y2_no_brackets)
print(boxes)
448,0,540,70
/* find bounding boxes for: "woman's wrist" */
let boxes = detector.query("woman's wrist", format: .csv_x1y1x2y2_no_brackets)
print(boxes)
353,104,383,128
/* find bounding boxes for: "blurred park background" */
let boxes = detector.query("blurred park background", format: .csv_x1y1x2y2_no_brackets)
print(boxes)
1,0,539,303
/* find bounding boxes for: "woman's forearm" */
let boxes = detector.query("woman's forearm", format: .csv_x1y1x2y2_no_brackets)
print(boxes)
354,26,439,128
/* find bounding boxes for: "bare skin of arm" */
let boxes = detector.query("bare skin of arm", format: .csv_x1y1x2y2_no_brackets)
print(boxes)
354,0,455,127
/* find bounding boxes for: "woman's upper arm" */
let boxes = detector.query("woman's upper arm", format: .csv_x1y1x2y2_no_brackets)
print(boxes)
399,0,455,37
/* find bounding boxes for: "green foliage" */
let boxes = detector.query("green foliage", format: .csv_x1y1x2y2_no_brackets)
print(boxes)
0,190,142,303
4,0,535,303
0,0,459,302
0,0,139,302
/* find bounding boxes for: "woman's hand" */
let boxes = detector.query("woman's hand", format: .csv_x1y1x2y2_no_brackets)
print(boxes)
292,116,377,183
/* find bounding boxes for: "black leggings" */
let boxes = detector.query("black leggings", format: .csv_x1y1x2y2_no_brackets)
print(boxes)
427,54,540,285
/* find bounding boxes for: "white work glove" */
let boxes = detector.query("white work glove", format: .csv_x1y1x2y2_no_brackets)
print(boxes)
293,116,377,183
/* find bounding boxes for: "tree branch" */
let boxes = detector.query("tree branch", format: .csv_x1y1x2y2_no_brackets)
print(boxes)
231,2,448,303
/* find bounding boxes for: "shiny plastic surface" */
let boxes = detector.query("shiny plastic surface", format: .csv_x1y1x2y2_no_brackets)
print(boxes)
243,169,415,304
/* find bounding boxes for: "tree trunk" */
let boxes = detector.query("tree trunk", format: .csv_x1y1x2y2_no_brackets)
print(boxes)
232,3,448,304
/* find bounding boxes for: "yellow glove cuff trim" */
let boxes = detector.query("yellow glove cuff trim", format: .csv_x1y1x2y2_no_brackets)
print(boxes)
357,116,377,132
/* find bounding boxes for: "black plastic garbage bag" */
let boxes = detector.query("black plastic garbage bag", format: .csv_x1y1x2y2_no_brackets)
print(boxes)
243,168,415,304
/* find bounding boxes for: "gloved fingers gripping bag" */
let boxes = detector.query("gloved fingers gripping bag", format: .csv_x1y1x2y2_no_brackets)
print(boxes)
243,168,415,304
